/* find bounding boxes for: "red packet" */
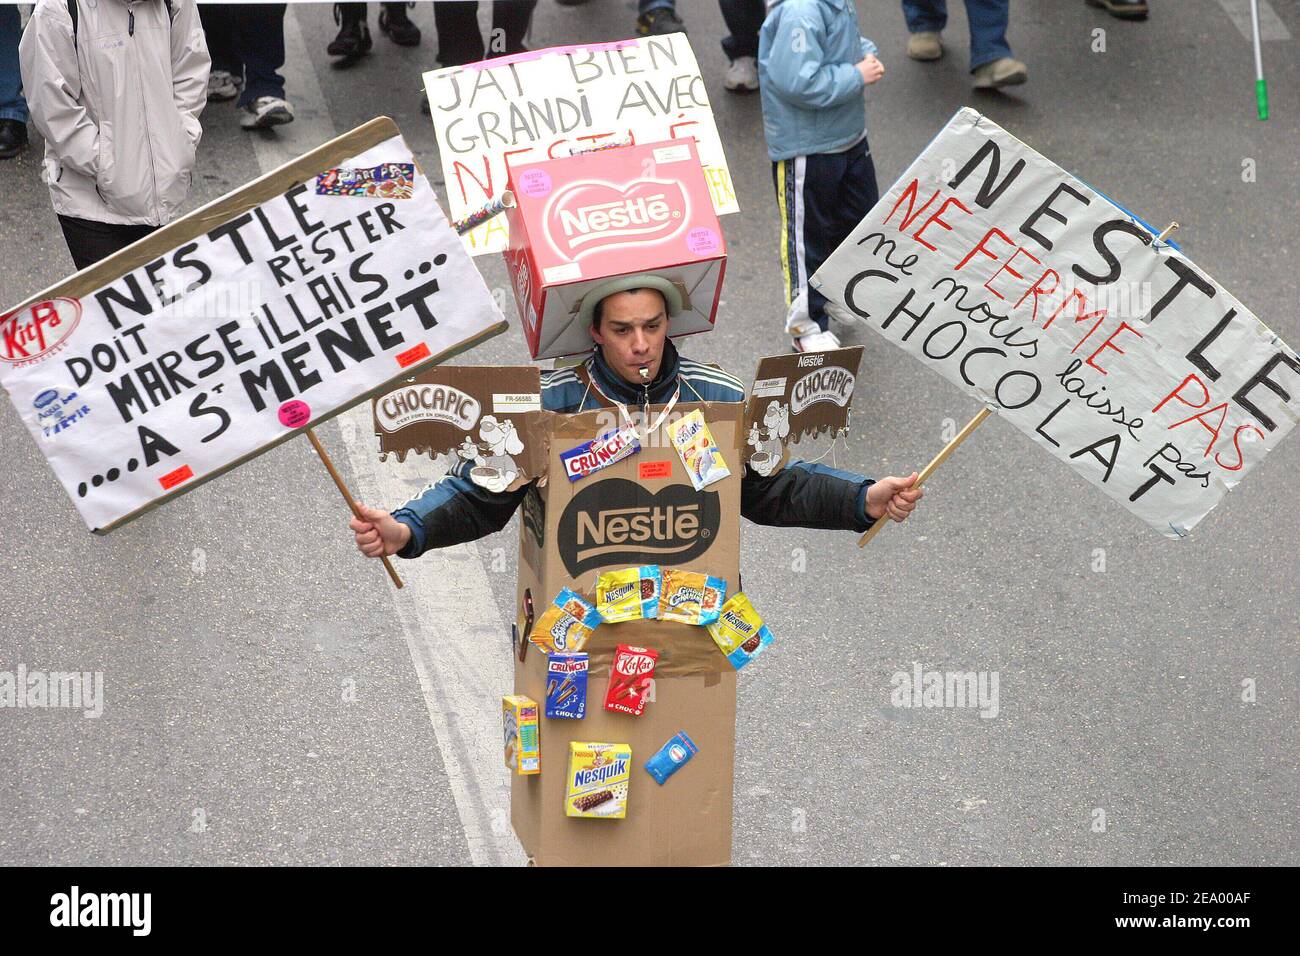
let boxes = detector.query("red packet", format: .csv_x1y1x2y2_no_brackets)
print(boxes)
605,645,658,717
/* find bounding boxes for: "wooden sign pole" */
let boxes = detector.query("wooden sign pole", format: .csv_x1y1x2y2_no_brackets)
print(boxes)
858,407,991,548
858,221,1180,550
306,427,405,589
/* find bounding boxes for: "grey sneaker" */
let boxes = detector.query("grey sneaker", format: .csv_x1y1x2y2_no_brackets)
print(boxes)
906,32,943,61
240,96,295,129
207,70,243,102
972,57,1028,89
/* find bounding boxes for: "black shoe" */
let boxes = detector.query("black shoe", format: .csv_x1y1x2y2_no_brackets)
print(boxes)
328,4,373,58
636,8,685,36
1085,0,1149,21
0,119,27,160
379,3,421,47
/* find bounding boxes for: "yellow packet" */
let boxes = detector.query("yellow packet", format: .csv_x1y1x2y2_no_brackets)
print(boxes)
659,569,727,625
529,588,601,652
595,566,663,623
668,409,730,491
706,592,775,670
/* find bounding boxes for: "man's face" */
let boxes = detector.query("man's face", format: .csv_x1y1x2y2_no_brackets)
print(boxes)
589,289,669,386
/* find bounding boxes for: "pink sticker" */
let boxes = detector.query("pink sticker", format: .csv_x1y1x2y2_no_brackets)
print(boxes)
278,400,311,428
518,169,552,198
686,227,720,255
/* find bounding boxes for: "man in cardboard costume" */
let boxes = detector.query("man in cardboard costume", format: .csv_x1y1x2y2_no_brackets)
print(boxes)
350,274,923,558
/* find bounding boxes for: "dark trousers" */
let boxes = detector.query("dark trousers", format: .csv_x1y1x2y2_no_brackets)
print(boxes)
199,3,288,107
434,1,538,67
772,138,879,332
719,0,766,61
58,215,158,272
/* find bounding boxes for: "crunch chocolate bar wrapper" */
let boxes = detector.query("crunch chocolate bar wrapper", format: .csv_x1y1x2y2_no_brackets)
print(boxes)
529,587,601,653
667,409,730,491
566,742,631,818
604,645,658,717
706,592,774,669
545,652,588,720
595,566,662,623
659,569,727,626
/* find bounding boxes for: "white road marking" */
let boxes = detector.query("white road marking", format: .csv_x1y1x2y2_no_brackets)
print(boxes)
249,8,523,866
1215,0,1292,42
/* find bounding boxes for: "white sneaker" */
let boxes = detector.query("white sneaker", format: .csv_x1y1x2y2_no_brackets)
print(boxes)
723,55,759,92
207,70,243,102
239,96,295,130
794,330,842,352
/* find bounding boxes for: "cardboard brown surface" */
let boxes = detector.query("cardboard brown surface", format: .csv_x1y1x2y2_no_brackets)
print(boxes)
511,400,743,866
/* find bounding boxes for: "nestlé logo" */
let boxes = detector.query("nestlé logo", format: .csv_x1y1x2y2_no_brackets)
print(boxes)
545,179,686,260
558,478,718,577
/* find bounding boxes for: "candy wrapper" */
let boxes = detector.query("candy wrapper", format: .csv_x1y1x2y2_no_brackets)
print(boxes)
546,653,589,719
595,566,662,623
658,569,727,626
566,742,632,818
667,409,730,491
706,592,774,669
502,695,540,775
604,645,658,717
560,425,641,482
529,588,601,653
644,731,698,785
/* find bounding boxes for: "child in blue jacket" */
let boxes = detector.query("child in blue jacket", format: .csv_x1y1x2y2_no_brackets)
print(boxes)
759,0,884,352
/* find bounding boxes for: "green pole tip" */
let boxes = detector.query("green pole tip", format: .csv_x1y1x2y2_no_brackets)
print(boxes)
1255,78,1269,121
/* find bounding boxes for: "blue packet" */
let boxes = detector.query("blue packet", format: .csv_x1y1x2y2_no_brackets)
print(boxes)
644,731,699,785
545,653,588,719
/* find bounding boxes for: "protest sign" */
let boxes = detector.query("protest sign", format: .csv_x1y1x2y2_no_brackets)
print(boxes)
810,108,1299,539
1,117,507,534
423,33,739,256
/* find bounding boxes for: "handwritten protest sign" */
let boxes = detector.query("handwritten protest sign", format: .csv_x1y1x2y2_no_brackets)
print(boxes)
423,33,739,256
811,108,1299,538
0,118,507,533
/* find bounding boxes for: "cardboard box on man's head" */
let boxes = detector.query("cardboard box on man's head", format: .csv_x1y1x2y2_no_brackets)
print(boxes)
504,139,727,360
512,401,743,866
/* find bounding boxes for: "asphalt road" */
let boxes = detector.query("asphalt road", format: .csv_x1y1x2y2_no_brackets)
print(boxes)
1,0,1296,867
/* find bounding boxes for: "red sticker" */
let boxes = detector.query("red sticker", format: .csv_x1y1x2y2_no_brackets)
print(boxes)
159,465,194,490
638,460,673,480
397,342,431,368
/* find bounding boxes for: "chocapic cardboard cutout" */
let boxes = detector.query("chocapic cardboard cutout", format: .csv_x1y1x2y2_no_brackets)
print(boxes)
743,346,864,475
372,365,549,493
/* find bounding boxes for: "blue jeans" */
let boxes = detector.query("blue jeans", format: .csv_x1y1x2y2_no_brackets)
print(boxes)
199,4,288,107
902,0,1013,71
0,6,28,124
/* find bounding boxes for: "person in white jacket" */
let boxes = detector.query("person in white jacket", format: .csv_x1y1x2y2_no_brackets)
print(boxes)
20,0,210,271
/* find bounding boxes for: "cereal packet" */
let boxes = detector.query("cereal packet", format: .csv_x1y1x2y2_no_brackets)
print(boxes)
566,742,632,818
659,569,727,626
595,566,662,623
706,592,774,669
528,587,601,653
605,645,658,717
667,409,731,491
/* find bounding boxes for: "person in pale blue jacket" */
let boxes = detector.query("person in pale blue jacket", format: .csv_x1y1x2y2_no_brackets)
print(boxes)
759,0,884,351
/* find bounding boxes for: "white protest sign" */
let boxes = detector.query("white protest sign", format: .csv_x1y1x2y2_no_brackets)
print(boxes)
423,33,739,256
0,119,507,533
811,108,1299,539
